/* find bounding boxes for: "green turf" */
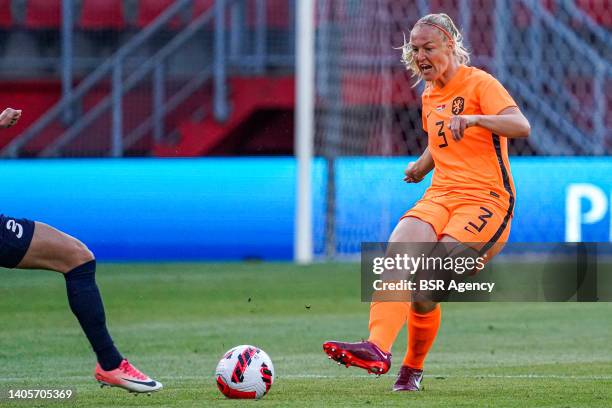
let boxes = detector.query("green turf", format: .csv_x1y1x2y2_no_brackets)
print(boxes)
1,263,611,407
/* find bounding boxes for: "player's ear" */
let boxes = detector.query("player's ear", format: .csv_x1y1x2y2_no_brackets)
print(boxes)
446,40,454,54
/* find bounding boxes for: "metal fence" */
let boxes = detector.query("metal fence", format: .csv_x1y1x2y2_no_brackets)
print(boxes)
314,0,611,157
311,0,611,258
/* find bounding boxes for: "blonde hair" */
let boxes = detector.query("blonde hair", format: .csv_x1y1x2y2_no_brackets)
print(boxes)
398,13,471,87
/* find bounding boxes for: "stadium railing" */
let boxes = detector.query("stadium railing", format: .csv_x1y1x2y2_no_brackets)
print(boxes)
1,0,294,158
1,0,609,158
2,0,196,157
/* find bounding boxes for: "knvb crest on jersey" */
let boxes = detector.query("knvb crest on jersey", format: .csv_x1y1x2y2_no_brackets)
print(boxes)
452,96,465,115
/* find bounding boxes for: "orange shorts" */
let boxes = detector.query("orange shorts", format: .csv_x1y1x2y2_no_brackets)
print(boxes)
402,192,513,259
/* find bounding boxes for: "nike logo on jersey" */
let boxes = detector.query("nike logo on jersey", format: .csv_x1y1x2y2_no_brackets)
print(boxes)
122,378,158,387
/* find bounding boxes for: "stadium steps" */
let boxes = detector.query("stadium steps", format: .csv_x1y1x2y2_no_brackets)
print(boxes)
18,84,153,156
154,76,294,157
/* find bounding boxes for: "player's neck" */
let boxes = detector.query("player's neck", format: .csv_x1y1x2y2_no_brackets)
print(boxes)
434,61,461,89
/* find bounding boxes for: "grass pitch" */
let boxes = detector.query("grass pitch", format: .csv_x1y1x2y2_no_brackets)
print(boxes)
1,263,611,407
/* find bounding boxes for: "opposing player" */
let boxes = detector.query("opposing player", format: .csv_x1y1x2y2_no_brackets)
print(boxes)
323,13,530,391
0,107,162,394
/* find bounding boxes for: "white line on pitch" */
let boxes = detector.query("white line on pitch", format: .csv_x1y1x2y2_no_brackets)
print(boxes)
282,374,612,380
2,374,612,382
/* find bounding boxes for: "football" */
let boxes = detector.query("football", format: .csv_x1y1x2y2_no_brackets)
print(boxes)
215,345,274,399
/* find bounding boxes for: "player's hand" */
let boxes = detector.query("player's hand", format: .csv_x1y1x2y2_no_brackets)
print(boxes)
403,161,426,183
447,115,478,141
0,108,22,128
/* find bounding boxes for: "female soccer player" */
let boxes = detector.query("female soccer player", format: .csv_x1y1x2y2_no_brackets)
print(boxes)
323,13,530,391
0,107,162,394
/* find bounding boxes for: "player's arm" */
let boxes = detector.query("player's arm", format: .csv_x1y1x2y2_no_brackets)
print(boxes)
0,108,22,128
448,107,530,140
448,109,530,141
404,147,434,183
448,75,530,140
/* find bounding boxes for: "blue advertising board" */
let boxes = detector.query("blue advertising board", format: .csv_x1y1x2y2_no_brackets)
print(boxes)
0,157,610,260
0,159,325,260
333,157,612,253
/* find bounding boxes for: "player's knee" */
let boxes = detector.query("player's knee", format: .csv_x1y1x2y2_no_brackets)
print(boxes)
411,300,437,314
60,239,95,273
390,217,437,243
73,239,95,265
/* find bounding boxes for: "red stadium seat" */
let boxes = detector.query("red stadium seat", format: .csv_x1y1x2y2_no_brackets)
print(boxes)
541,0,557,13
193,0,290,29
576,0,612,28
136,0,182,29
79,0,126,30
197,0,291,29
0,0,12,28
25,0,61,29
247,0,290,29
193,0,214,19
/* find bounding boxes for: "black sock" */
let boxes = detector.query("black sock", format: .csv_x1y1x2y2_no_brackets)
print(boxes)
64,260,123,371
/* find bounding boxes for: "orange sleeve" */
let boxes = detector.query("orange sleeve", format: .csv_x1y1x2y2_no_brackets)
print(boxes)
420,90,432,132
421,108,428,132
479,76,517,115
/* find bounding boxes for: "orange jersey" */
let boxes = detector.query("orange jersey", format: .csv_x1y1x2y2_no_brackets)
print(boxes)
421,65,517,213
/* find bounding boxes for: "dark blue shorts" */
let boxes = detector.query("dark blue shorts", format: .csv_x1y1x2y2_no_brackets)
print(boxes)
0,214,35,268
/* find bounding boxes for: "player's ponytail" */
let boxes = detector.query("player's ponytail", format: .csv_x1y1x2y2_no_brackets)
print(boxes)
399,13,471,87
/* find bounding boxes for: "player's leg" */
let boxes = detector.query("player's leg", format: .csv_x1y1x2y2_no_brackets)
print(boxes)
396,200,512,391
324,199,446,375
17,222,127,369
394,234,456,391
17,222,94,271
6,219,162,393
368,217,438,352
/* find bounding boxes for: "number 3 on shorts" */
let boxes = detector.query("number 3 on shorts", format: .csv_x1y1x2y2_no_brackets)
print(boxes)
463,206,493,235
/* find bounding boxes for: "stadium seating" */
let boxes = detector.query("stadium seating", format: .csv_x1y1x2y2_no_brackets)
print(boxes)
25,0,61,29
79,0,126,30
193,0,214,18
0,0,12,28
249,0,290,29
136,0,182,29
1,0,607,158
576,0,612,27
191,0,289,29
154,77,294,157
